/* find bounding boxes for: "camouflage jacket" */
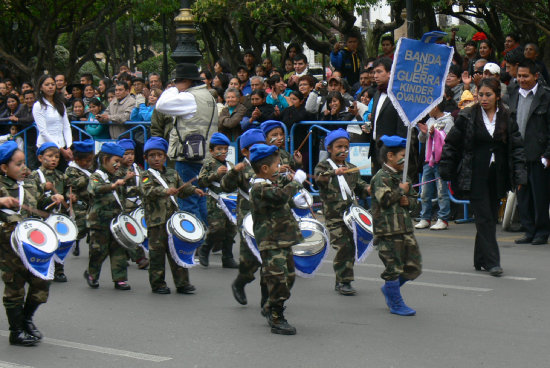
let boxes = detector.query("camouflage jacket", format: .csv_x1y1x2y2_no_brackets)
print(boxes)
117,164,143,211
220,158,254,226
87,167,127,230
279,148,302,171
139,167,197,228
0,176,44,231
314,159,369,222
198,156,233,195
65,164,91,213
370,164,418,236
249,178,303,251
29,167,69,212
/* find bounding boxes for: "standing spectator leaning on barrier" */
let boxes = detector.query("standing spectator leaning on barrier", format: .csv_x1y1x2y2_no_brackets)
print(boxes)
440,78,527,277
218,87,247,141
97,81,136,139
331,34,362,86
155,63,218,224
33,75,73,170
509,60,550,245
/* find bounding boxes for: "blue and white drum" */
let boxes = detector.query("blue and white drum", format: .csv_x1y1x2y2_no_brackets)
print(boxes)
130,207,148,254
110,214,145,250
10,218,58,280
343,205,374,263
218,192,238,224
242,213,261,263
166,211,205,268
46,214,78,264
292,189,314,219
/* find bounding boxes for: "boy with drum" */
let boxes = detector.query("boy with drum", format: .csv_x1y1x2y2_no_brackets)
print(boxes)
249,144,306,335
84,143,135,290
29,142,76,283
314,129,370,296
139,137,204,295
117,138,149,270
197,133,238,268
66,140,95,257
0,141,64,346
220,129,266,306
370,135,421,316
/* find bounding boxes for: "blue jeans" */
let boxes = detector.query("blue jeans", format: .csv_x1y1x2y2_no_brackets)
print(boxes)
175,161,208,226
420,163,450,221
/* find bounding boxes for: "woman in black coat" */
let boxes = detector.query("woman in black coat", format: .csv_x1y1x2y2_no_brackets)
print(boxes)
440,78,527,276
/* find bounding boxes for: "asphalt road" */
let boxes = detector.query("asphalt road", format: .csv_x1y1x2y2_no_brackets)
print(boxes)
0,222,548,368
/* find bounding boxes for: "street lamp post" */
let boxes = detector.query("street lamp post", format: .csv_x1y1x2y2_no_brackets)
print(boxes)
171,0,202,65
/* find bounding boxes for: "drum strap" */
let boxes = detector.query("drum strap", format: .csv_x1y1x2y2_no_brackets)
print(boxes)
17,180,24,214
327,159,353,201
148,168,178,207
37,168,62,212
132,163,140,187
68,161,91,177
95,170,123,209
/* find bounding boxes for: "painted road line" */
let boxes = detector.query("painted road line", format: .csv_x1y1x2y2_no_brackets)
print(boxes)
0,331,171,363
0,361,33,368
414,231,519,243
314,273,492,292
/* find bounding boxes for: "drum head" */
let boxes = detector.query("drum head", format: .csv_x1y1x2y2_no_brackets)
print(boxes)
293,189,313,209
131,207,147,231
348,205,373,233
14,219,58,254
111,215,145,248
46,214,78,243
242,213,254,238
169,211,205,242
293,218,329,257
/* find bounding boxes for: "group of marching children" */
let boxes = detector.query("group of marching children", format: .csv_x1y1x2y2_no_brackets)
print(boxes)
0,118,423,343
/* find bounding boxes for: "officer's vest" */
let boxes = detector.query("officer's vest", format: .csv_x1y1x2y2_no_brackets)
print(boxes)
168,84,218,162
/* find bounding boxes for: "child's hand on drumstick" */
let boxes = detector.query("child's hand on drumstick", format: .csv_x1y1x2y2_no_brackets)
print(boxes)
51,194,64,204
0,197,19,208
194,188,206,197
111,179,126,189
124,171,136,181
69,194,77,203
399,182,410,193
293,151,303,165
279,164,291,173
166,187,178,196
44,182,54,191
217,166,228,175
234,162,246,172
335,167,347,176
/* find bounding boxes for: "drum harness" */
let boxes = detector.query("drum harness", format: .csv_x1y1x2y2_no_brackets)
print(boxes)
147,168,179,207
126,163,142,206
237,158,251,201
68,161,91,207
327,159,354,201
95,170,124,209
36,168,64,213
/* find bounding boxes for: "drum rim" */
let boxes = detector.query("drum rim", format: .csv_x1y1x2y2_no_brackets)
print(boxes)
45,213,78,242
168,211,205,242
345,205,373,233
293,217,329,256
14,218,59,254
110,214,145,249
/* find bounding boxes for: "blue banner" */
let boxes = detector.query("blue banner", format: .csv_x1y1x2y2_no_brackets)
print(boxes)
167,234,201,268
388,31,454,126
53,240,75,264
20,241,55,280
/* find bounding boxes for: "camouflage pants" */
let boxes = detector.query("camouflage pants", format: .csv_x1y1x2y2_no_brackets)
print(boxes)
327,219,355,283
74,207,88,240
0,243,50,309
88,229,128,282
148,225,190,290
203,203,237,259
260,247,295,309
127,245,147,262
237,236,261,284
376,233,422,281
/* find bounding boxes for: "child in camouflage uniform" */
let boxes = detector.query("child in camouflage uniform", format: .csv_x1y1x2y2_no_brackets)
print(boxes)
29,142,74,283
0,141,64,346
117,138,149,270
221,129,266,306
84,143,135,291
140,137,205,295
66,139,95,257
371,135,421,316
260,120,302,174
197,133,238,268
314,129,369,296
249,144,306,335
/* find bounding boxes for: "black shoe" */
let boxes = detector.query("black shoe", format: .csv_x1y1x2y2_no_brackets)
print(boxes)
152,286,171,294
231,279,247,305
83,270,99,288
23,301,42,340
6,307,39,346
222,258,238,269
489,266,503,277
515,236,533,244
72,243,80,256
198,251,209,267
53,273,67,283
114,281,131,290
335,282,356,295
532,236,548,245
268,308,296,335
176,284,196,294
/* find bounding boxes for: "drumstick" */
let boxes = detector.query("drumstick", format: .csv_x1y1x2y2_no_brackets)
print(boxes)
294,130,312,153
20,204,50,219
68,186,75,219
44,202,58,211
49,185,69,209
176,176,198,192
343,164,370,174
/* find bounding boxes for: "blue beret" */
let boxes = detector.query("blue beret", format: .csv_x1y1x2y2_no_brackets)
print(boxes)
210,133,230,146
260,120,285,136
72,139,95,153
380,135,407,148
144,137,168,153
117,138,136,151
324,128,350,149
37,142,59,156
240,129,265,150
100,142,126,157
249,144,278,163
0,141,19,164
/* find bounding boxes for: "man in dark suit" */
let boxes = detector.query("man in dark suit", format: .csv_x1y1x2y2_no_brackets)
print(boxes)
509,59,550,245
369,57,418,179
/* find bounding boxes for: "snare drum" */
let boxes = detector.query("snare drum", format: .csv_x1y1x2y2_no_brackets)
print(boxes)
110,214,145,250
292,189,314,219
10,218,58,280
242,213,262,263
344,205,373,234
130,207,149,253
46,214,78,264
166,211,205,267
343,204,374,262
293,218,329,277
